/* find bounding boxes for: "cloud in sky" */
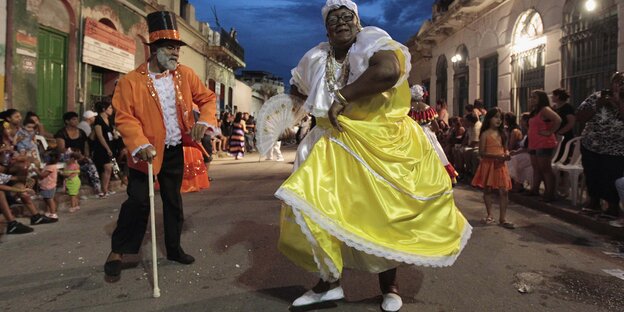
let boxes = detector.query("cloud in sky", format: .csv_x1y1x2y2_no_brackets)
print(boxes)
189,0,435,85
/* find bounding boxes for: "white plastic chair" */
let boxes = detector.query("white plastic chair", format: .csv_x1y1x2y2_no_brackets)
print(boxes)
552,136,584,206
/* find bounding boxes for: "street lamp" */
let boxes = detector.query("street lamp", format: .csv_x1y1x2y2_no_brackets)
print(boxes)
585,0,597,12
451,54,462,63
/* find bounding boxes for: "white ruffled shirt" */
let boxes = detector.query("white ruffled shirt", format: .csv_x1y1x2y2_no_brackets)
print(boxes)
149,71,182,147
290,26,411,118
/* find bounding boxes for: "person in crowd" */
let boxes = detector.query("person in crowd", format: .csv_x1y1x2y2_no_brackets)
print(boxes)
455,114,481,178
14,118,38,158
63,152,81,213
24,111,53,139
507,113,532,192
436,99,449,126
277,2,470,311
576,72,624,219
243,113,256,152
0,168,55,233
229,112,247,160
55,111,104,198
92,101,115,197
1,109,22,146
609,174,624,227
0,174,35,234
551,88,576,162
473,99,487,122
409,84,458,181
445,116,465,161
220,112,232,152
33,150,60,221
78,110,97,138
472,108,514,229
104,11,217,281
527,90,561,202
265,141,284,161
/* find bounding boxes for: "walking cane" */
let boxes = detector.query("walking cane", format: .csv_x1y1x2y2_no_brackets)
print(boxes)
148,151,161,298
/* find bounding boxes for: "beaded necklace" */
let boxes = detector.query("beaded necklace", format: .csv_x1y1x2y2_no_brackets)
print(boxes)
325,48,351,93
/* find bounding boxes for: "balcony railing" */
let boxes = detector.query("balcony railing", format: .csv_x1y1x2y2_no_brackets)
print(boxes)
219,28,244,61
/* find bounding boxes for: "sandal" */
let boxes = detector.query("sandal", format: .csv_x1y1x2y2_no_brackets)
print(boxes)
500,222,515,229
481,217,496,225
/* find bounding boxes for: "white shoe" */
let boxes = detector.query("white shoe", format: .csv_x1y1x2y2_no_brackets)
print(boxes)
381,293,402,312
276,157,284,162
292,286,344,307
265,157,273,161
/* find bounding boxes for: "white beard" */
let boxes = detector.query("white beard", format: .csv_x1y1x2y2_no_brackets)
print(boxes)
156,48,177,71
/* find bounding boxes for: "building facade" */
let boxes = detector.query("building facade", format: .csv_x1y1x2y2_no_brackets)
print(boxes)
407,0,623,117
2,0,244,131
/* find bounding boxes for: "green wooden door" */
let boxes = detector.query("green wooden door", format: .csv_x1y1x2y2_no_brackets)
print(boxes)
37,27,67,131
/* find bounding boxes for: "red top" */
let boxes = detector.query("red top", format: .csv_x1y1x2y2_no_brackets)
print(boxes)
528,109,557,150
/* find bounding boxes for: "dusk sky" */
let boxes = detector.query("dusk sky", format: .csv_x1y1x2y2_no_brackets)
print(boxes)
189,0,436,86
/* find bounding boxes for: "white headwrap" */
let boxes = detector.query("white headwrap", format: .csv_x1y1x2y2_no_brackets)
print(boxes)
411,85,425,101
322,0,359,22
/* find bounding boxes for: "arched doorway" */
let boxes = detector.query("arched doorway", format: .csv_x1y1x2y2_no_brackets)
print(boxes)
435,55,447,105
511,9,545,113
452,44,469,116
562,0,618,107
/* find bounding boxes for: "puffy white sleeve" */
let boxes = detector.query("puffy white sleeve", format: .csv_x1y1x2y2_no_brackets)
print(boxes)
289,43,333,118
348,27,412,88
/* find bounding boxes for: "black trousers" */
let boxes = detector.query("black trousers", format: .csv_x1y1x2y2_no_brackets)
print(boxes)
111,145,185,256
581,146,624,211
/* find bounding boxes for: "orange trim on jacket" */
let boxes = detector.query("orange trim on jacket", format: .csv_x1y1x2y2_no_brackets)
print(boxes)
112,62,217,175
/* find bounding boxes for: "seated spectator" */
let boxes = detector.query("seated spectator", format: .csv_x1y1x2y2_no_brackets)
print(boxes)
0,170,55,234
14,118,38,158
25,111,53,139
506,112,532,192
436,99,449,126
1,109,22,147
78,110,97,138
55,111,104,198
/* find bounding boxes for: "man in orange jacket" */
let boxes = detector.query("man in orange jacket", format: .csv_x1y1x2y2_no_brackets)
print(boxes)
104,11,217,282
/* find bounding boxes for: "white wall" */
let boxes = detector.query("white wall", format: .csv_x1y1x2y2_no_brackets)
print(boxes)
233,79,253,114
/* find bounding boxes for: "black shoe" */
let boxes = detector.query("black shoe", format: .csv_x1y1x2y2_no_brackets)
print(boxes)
6,221,34,234
104,259,122,282
30,214,57,225
167,252,195,264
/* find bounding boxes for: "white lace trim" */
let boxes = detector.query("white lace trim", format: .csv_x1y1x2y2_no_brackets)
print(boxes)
290,206,340,281
276,188,472,267
329,136,453,201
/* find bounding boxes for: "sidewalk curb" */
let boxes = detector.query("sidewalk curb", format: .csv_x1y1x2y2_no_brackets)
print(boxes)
509,193,624,240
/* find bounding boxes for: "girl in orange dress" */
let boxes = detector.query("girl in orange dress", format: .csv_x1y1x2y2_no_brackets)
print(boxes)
471,108,514,229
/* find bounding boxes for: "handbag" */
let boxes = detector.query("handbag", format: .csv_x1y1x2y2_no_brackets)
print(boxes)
111,157,120,178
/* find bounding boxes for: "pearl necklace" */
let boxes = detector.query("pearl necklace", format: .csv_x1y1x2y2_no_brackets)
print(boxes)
325,48,350,94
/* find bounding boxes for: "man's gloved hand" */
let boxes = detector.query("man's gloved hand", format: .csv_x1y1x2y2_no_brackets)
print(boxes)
191,123,208,142
137,146,157,162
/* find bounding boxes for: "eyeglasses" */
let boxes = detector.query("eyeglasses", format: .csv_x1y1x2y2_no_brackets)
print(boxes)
326,13,355,26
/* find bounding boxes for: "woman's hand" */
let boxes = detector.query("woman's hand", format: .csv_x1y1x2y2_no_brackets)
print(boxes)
328,100,349,132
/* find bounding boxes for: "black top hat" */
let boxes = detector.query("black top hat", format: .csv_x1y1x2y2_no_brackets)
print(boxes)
146,11,186,46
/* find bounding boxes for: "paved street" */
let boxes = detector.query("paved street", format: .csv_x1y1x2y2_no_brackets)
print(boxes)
1,146,623,312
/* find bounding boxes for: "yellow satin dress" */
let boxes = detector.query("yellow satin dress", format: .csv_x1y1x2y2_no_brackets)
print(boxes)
276,51,471,281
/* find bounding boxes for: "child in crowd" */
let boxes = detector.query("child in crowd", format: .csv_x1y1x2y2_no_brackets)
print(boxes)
63,152,81,212
472,108,514,229
36,150,60,221
14,118,38,158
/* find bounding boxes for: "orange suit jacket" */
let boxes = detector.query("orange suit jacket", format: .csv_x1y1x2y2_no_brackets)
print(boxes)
112,62,217,175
